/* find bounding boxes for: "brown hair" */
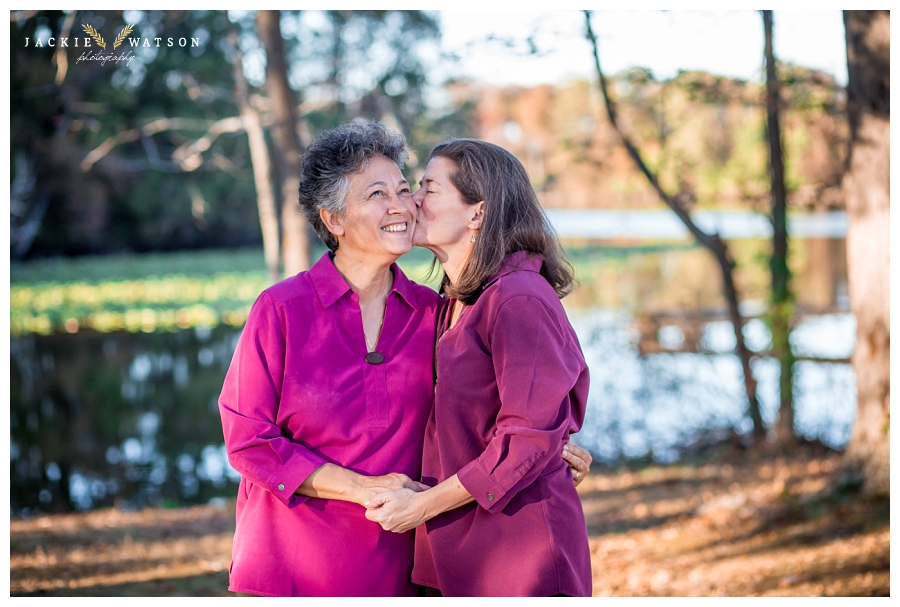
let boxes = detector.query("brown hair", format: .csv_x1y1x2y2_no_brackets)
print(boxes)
429,139,575,303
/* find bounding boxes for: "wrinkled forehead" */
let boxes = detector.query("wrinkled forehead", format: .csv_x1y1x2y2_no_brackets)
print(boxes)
420,155,457,184
350,154,407,184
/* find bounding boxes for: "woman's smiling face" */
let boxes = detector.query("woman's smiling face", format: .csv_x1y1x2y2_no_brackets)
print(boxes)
323,155,416,260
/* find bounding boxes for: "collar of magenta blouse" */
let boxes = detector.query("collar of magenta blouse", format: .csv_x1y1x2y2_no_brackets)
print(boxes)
483,250,543,289
308,251,421,311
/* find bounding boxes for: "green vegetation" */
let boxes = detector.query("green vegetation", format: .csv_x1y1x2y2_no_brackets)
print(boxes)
10,238,813,335
10,248,442,335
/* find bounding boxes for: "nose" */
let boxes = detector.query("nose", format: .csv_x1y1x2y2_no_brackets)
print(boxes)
411,186,424,208
389,189,414,216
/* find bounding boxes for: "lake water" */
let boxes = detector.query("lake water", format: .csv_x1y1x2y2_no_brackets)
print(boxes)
9,228,856,514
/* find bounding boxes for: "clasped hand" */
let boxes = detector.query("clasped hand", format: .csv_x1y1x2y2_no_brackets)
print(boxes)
364,472,428,497
364,487,425,534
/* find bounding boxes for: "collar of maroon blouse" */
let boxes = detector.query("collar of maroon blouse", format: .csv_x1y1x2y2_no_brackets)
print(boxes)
307,251,422,310
484,250,543,289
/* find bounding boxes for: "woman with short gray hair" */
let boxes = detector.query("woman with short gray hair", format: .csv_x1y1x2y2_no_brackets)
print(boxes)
298,120,409,252
220,119,437,596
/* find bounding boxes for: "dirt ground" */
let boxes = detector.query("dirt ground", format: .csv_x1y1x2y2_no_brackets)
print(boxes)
9,444,889,597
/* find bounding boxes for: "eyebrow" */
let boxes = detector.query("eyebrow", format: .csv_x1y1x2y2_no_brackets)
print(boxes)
367,179,409,189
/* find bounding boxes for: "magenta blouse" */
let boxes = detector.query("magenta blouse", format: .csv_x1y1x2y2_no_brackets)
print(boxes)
219,252,442,596
412,251,592,597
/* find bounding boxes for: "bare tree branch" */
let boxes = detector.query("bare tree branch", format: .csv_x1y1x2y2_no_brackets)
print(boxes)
80,129,141,171
583,10,765,439
80,116,247,172
171,116,246,171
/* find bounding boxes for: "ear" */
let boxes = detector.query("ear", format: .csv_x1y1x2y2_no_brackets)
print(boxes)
319,208,345,238
468,201,486,230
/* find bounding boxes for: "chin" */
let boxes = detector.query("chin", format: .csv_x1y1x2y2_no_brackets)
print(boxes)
385,242,412,256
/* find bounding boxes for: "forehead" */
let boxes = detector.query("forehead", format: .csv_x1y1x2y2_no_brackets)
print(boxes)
353,155,405,184
422,156,456,182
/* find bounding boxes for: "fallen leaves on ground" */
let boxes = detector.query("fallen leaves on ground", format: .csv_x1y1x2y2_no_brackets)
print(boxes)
10,445,889,596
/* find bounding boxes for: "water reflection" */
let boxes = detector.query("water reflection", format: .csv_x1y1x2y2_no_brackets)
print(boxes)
571,309,856,464
9,311,856,515
10,325,242,514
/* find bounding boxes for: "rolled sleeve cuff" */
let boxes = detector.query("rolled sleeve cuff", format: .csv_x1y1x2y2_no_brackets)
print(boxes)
457,459,511,513
265,449,329,508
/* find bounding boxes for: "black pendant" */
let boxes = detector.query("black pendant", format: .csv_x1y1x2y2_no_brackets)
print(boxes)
365,351,385,365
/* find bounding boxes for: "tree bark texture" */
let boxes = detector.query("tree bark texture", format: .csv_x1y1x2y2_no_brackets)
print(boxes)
839,10,890,496
256,10,310,278
762,11,797,444
584,11,765,439
232,35,281,284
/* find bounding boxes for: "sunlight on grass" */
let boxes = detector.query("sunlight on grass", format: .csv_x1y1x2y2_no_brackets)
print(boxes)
10,241,763,335
10,249,441,335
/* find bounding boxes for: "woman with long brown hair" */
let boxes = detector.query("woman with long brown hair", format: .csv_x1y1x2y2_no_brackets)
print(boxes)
366,139,592,596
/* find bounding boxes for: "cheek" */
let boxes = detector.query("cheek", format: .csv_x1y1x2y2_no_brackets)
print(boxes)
417,201,438,226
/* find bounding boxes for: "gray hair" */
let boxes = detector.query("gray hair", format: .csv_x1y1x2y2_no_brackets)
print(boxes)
298,120,409,251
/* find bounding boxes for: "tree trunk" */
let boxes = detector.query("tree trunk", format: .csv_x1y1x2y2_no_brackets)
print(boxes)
838,10,890,496
231,34,281,284
256,10,311,278
584,11,765,440
762,11,796,445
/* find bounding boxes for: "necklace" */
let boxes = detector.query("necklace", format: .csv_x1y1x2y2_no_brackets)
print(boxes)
364,311,385,365
364,319,382,352
363,278,390,365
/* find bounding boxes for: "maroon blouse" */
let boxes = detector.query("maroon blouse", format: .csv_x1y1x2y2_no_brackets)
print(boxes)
219,252,442,596
412,251,592,597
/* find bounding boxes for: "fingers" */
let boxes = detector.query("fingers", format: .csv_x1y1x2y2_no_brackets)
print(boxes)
573,471,586,488
564,441,593,474
392,473,412,489
364,505,407,533
565,440,592,463
562,449,586,471
574,445,593,467
563,443,590,488
364,491,393,509
568,464,585,488
401,477,424,491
